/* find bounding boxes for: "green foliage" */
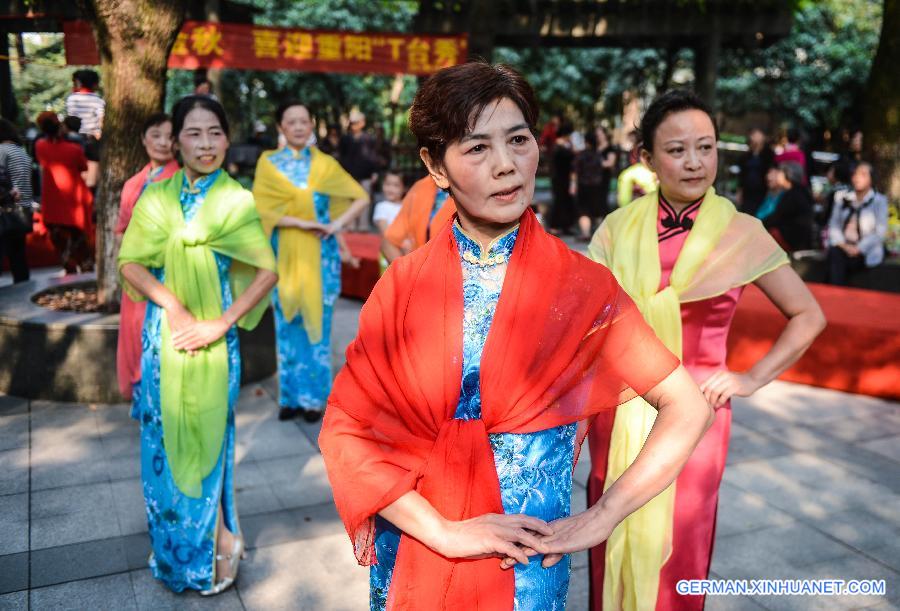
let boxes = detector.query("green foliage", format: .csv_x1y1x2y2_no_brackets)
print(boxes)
10,34,81,125
717,0,882,131
493,46,693,126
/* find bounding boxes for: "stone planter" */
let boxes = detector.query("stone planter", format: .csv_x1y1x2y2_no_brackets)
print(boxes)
0,273,276,403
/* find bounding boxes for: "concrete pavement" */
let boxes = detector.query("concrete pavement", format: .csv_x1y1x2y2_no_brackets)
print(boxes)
1,296,898,610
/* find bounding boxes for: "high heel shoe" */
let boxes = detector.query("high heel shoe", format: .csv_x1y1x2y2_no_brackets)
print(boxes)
199,536,244,596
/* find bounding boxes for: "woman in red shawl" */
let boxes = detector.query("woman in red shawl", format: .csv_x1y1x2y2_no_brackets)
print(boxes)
319,62,714,611
115,112,179,403
34,111,94,274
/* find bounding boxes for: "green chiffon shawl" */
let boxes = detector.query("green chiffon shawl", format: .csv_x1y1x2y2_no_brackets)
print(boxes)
118,169,276,497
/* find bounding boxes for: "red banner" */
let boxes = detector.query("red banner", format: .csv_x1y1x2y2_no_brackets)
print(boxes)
64,20,468,76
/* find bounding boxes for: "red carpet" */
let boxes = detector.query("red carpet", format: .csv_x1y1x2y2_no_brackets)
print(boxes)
727,283,900,400
340,232,381,301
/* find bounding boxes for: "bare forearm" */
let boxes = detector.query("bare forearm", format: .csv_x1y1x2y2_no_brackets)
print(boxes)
378,490,446,552
120,262,180,310
749,266,826,388
592,366,713,528
221,269,277,327
381,238,404,263
746,310,823,387
334,197,369,229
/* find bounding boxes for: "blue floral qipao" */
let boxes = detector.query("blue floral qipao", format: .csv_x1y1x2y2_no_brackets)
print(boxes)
370,223,577,611
135,169,241,592
268,147,339,411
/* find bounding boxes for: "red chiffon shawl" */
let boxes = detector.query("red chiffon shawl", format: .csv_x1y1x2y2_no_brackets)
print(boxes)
319,209,678,610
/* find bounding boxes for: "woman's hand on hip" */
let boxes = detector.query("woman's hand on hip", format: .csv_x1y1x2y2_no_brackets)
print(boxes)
699,370,762,408
435,513,553,567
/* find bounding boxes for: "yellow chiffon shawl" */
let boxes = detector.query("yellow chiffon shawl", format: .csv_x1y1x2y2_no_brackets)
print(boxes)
588,187,787,610
252,147,368,342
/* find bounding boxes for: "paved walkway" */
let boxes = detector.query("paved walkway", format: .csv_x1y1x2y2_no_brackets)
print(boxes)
1,296,898,610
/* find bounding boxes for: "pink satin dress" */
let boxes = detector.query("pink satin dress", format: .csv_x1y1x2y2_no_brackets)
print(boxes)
115,160,179,400
588,197,743,611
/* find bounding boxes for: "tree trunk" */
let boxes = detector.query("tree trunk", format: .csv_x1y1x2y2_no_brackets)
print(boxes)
79,0,185,308
863,0,899,201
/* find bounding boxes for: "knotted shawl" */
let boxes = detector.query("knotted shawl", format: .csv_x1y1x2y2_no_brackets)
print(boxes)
319,208,680,610
588,187,788,611
252,147,368,342
118,169,276,498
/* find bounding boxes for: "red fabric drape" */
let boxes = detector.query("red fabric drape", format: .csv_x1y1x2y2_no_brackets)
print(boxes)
115,161,180,398
320,209,679,610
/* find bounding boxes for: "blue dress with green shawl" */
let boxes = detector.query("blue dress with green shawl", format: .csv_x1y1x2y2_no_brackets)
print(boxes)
268,146,340,411
369,223,576,611
134,169,241,592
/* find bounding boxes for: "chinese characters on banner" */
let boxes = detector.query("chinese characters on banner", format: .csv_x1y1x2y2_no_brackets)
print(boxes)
64,20,467,75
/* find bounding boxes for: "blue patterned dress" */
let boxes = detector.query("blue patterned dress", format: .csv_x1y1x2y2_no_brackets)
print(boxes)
135,169,241,592
268,147,340,412
370,223,577,611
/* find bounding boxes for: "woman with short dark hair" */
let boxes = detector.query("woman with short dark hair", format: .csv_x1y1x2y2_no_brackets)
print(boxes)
587,89,825,611
320,62,715,610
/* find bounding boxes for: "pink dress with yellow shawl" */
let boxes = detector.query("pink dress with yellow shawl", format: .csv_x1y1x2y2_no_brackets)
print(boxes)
115,160,179,399
588,197,742,611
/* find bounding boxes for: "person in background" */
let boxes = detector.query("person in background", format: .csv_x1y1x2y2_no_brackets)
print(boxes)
193,70,218,100
755,165,786,222
63,115,100,191
826,162,889,285
318,123,342,158
372,170,405,235
775,127,807,183
816,159,852,227
253,101,370,423
339,110,378,194
548,121,575,234
616,153,657,208
381,175,455,263
34,111,94,274
737,127,775,216
763,162,814,252
372,170,406,273
0,118,34,283
538,114,560,154
115,112,179,404
65,69,104,140
573,127,616,241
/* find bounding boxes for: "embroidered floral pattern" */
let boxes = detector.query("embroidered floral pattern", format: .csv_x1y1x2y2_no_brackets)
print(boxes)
269,148,339,410
370,222,576,610
136,170,241,592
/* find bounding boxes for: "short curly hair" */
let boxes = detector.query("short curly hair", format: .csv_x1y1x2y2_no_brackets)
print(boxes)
409,61,539,167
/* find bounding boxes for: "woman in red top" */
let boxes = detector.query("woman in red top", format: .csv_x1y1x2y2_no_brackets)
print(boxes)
115,112,179,402
34,111,94,274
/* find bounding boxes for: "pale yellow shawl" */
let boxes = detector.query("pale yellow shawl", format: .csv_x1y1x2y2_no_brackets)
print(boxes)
588,187,787,610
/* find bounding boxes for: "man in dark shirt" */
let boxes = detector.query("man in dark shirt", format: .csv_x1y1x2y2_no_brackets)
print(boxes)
338,110,377,188
738,128,775,216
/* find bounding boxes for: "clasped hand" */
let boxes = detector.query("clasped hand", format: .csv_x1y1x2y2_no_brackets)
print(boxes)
166,304,229,354
434,513,553,567
499,507,615,570
285,216,341,237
